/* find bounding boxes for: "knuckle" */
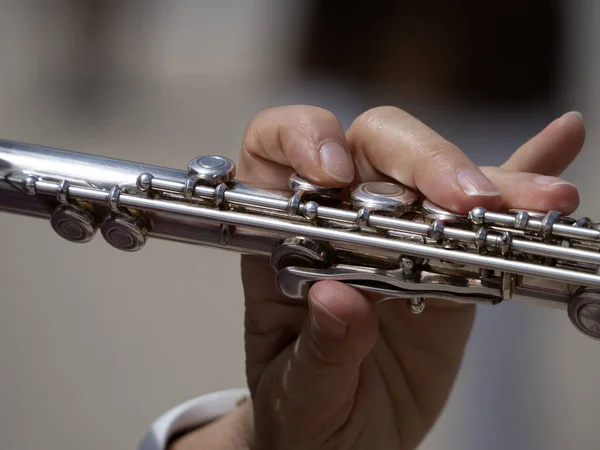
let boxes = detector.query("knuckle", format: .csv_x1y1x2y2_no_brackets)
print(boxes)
293,107,343,142
244,106,281,135
351,106,407,132
241,109,273,149
304,105,341,125
244,104,338,135
247,106,344,148
419,140,462,163
240,125,264,154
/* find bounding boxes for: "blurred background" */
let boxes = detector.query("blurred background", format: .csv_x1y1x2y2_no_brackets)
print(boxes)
0,1,599,449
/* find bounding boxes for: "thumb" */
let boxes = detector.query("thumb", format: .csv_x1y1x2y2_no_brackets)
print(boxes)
277,281,378,438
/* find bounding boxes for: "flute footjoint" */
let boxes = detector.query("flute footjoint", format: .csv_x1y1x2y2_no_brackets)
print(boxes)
1,139,600,340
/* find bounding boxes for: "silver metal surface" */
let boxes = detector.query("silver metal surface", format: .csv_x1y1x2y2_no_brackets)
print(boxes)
49,204,97,243
567,289,600,339
422,199,469,224
187,155,236,186
3,139,600,340
288,172,341,197
350,181,419,215
100,214,148,252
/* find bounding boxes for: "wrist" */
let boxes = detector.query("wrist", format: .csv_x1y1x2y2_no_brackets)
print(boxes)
168,399,254,450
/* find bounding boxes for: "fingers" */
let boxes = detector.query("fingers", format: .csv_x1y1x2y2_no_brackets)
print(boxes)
236,105,583,218
502,111,585,175
487,111,584,214
482,167,580,214
346,106,502,214
237,105,354,189
275,281,378,435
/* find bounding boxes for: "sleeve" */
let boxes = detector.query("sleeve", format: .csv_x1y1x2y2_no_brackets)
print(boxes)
138,388,251,450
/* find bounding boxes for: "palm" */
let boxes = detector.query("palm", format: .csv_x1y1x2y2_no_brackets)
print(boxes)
243,255,475,449
371,299,475,447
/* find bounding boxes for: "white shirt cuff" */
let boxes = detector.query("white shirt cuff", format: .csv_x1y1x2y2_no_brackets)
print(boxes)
139,388,250,450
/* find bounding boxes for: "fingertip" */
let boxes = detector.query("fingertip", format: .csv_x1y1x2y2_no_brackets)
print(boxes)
501,110,586,177
309,281,373,321
482,167,581,215
308,281,378,342
559,111,586,137
240,105,354,188
410,144,503,214
455,168,500,197
420,167,503,214
454,167,503,212
532,178,580,214
318,141,355,184
554,110,586,156
277,106,354,186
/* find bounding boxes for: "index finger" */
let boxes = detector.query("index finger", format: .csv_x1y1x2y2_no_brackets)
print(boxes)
346,106,502,214
237,105,354,189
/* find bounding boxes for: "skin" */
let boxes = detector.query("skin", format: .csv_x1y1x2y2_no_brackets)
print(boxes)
171,106,585,450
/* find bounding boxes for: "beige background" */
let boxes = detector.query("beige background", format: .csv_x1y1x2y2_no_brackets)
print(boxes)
0,2,599,449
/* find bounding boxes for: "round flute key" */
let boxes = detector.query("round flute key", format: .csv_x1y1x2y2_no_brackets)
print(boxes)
101,215,148,252
568,289,600,340
288,173,342,197
350,181,419,215
51,204,97,243
577,304,600,337
270,236,332,272
188,155,236,186
422,199,468,224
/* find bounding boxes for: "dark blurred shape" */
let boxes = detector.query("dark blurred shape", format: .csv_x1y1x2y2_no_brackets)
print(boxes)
297,0,562,106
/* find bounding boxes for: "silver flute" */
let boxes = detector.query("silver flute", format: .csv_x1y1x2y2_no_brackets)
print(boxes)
2,138,600,340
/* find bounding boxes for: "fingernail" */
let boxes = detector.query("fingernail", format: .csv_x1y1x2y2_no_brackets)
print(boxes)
562,110,584,125
535,175,576,187
456,168,500,197
319,142,354,183
310,297,348,338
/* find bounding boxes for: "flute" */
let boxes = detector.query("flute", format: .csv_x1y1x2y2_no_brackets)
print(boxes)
1,139,600,340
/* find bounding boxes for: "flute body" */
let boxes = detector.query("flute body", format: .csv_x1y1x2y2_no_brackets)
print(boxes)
2,139,600,340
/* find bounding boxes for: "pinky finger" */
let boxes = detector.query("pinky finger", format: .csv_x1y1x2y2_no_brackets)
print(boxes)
501,111,585,176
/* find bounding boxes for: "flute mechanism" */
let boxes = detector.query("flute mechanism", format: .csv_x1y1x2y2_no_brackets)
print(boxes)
1,139,600,340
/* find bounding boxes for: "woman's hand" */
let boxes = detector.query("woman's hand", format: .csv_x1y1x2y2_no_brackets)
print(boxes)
174,106,585,450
